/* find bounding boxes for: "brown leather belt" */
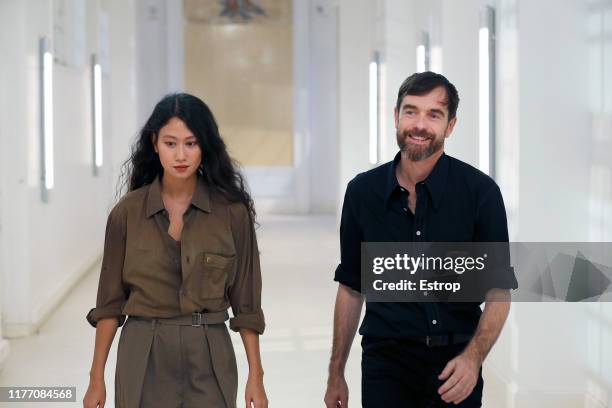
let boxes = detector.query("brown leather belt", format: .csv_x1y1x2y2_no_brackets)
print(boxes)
129,310,229,327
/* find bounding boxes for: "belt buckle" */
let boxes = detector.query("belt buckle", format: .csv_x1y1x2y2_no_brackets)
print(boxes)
426,335,432,347
191,312,202,326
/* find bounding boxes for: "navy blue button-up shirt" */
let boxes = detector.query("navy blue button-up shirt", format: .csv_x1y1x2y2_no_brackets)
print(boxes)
334,151,518,338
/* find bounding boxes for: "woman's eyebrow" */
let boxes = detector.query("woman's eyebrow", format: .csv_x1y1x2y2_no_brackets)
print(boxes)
159,134,196,140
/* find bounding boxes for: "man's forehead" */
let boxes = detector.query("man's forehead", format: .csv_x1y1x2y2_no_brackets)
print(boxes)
400,87,449,109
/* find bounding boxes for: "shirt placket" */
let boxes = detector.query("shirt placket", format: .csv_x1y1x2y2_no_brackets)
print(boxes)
413,183,442,335
179,207,197,313
180,207,195,281
414,183,427,242
157,207,195,314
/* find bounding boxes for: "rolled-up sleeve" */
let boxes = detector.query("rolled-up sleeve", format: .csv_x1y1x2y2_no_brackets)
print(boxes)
86,205,129,328
228,203,265,334
334,179,363,292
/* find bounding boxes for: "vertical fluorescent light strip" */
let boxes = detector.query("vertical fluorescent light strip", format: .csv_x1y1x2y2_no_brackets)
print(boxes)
369,52,379,165
478,26,490,175
479,6,496,178
44,51,54,188
416,31,431,73
40,37,54,200
416,45,426,73
92,54,103,172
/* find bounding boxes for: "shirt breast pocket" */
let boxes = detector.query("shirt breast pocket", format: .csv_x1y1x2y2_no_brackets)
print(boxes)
200,253,235,299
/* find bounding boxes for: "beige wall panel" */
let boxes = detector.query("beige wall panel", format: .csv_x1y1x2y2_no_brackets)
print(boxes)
184,0,293,166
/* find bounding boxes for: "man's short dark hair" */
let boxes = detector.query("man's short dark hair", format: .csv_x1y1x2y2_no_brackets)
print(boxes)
396,72,460,120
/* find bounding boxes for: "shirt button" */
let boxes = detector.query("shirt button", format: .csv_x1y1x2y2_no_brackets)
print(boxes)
432,319,437,324
400,187,405,192
403,207,407,212
416,230,421,236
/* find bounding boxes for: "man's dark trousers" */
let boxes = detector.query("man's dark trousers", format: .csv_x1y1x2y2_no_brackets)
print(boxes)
361,336,484,407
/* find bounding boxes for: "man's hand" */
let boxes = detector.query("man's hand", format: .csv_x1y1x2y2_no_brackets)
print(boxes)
324,373,349,408
437,290,510,405
324,284,363,408
437,350,481,405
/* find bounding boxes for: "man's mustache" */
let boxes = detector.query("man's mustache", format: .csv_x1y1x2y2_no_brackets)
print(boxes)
401,129,435,140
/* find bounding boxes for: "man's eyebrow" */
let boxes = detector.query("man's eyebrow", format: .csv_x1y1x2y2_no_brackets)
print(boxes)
401,104,446,116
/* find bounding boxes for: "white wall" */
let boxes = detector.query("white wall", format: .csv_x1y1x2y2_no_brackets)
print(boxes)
0,0,29,366
134,0,169,124
441,0,612,406
440,0,480,168
503,0,611,406
309,0,340,213
105,0,139,183
337,0,378,204
510,0,590,404
0,0,140,344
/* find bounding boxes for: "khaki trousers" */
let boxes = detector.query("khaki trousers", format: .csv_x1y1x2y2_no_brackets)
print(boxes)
115,311,237,408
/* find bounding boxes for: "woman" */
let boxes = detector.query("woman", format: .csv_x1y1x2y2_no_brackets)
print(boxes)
83,93,267,408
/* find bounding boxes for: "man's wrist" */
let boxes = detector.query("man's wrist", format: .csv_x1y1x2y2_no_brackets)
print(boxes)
462,344,485,366
328,361,346,378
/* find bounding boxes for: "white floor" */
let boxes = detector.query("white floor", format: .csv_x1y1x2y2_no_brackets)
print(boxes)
0,215,505,407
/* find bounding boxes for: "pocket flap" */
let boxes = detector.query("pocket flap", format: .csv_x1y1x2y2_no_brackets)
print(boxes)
204,253,234,268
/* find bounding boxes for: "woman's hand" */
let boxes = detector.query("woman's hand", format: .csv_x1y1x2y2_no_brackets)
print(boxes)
82,377,106,408
239,328,267,407
85,318,119,408
245,371,268,408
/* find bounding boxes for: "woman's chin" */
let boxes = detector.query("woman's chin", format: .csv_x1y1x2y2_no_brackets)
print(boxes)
164,168,197,179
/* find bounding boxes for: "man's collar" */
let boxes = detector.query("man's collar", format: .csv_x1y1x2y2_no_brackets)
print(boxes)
385,151,449,211
145,174,211,218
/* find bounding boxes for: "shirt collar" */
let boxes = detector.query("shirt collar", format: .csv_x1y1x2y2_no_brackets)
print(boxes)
145,174,212,218
385,151,450,211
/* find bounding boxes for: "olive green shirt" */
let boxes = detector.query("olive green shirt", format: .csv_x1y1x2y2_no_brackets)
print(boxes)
86,175,265,334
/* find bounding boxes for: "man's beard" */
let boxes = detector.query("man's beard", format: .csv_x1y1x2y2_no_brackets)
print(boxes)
396,128,445,161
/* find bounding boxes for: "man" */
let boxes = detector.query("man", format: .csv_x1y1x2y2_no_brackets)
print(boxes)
324,72,518,407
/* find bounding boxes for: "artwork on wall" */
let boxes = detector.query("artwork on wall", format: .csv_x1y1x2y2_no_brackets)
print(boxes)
184,0,290,25
219,0,267,21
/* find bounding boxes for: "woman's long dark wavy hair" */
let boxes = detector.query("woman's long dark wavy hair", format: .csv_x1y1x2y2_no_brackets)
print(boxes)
118,93,256,221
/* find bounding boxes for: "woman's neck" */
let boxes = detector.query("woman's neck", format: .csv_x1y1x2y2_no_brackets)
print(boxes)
160,172,197,200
